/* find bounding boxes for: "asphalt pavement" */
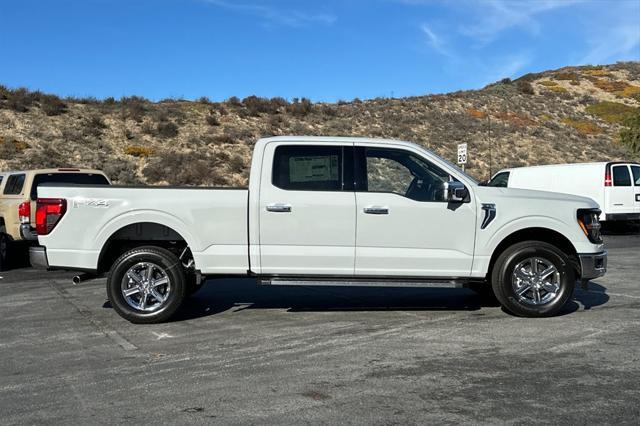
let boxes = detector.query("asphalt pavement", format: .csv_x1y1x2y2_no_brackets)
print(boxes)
0,232,639,424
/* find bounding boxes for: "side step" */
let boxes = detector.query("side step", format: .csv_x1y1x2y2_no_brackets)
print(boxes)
260,277,469,289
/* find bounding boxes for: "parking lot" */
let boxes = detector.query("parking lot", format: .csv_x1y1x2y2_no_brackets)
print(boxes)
1,232,639,425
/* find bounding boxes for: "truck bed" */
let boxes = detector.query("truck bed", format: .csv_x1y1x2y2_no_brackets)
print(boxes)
37,185,250,274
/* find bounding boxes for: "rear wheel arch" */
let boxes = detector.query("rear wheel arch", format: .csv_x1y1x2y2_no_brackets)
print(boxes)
97,222,196,274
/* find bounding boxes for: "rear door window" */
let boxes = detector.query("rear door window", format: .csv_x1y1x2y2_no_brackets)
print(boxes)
612,166,632,187
3,174,26,195
30,173,110,199
632,165,640,186
272,145,344,191
487,172,510,187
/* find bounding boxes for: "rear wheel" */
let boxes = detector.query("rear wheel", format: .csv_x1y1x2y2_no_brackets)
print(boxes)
0,233,10,272
491,241,575,317
107,246,187,324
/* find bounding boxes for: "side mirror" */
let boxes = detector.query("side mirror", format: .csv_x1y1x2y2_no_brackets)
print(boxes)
444,181,468,203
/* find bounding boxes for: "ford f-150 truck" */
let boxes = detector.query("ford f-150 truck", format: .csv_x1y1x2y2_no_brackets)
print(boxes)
32,137,607,323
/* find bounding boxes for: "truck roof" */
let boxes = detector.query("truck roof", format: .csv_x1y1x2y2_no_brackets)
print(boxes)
259,135,419,145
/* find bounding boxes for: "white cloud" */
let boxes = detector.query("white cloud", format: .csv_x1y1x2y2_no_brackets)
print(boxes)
459,0,583,43
421,24,455,58
203,0,336,28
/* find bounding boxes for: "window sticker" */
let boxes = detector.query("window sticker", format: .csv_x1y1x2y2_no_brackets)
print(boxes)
289,155,339,182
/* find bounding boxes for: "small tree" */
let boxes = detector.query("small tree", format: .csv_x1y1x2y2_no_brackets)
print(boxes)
620,112,640,155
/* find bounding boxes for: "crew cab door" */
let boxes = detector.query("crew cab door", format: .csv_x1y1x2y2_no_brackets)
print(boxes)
609,164,635,214
353,145,476,277
258,143,356,275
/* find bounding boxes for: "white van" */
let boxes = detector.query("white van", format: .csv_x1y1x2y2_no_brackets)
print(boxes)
487,162,640,222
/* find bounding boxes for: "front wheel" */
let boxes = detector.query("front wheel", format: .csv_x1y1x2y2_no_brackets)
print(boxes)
107,246,187,324
491,241,575,317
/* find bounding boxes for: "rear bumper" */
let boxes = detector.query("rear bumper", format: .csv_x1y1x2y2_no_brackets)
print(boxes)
29,246,49,270
604,213,640,222
578,251,607,280
20,224,38,241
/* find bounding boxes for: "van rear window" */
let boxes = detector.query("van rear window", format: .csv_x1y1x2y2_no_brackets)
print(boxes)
632,166,640,186
31,173,110,199
612,166,631,187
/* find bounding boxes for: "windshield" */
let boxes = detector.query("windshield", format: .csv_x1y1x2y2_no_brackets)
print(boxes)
31,173,110,199
413,144,480,185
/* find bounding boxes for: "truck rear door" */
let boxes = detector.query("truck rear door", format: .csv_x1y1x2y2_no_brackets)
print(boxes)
258,143,356,275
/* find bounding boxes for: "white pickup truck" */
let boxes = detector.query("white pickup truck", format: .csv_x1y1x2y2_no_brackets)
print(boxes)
32,136,607,323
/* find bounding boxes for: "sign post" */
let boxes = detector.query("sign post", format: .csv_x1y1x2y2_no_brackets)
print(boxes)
457,143,468,172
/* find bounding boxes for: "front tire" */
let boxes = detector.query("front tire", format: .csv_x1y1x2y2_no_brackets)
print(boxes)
107,246,187,324
491,241,575,317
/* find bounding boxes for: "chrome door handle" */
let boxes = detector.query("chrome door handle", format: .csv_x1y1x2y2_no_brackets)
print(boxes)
266,203,292,213
363,206,389,215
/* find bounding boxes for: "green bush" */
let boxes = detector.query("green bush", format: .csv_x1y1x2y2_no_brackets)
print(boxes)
586,101,637,124
620,112,640,155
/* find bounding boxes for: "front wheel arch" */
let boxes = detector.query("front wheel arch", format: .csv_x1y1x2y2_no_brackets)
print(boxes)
487,227,579,281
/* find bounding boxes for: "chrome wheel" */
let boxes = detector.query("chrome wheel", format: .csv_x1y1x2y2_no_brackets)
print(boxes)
121,262,171,312
511,257,561,306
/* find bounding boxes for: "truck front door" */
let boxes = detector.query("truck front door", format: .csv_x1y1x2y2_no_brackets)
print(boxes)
258,143,356,275
353,145,477,277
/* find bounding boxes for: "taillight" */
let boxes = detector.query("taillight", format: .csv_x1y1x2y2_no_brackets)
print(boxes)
604,166,612,187
36,198,67,235
18,201,31,224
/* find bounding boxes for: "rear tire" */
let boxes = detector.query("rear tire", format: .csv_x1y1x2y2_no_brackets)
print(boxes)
491,241,575,317
107,246,187,324
0,233,11,272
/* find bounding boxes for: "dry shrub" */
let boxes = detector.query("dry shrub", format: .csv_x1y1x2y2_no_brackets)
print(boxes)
548,86,568,93
467,108,487,119
583,69,612,77
156,121,179,138
586,101,637,124
40,94,67,116
143,151,230,186
516,80,534,95
592,79,629,93
553,72,580,81
539,80,558,87
494,111,537,127
0,136,29,158
124,145,154,157
562,118,601,135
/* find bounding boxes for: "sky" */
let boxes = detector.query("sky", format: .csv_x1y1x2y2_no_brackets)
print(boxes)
0,0,638,102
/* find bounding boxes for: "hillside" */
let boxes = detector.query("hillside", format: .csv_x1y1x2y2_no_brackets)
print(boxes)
1,62,639,185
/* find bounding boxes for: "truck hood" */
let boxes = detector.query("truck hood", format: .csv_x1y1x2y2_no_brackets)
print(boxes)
475,186,600,210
